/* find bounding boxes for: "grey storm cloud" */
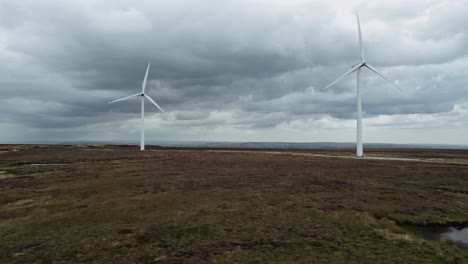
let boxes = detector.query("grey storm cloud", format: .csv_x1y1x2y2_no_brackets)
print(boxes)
0,0,467,143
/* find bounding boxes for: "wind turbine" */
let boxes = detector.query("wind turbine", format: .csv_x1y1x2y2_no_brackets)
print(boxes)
109,62,165,151
322,12,401,157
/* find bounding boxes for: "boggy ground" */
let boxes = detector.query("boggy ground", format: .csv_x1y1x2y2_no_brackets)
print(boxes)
0,145,467,263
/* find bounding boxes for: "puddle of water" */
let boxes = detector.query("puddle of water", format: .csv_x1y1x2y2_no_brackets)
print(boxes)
422,226,468,249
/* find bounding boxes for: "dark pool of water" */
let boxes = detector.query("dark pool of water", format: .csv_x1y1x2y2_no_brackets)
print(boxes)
423,226,468,248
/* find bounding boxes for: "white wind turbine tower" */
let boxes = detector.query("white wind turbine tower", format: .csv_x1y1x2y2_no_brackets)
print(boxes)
109,62,165,151
322,12,401,157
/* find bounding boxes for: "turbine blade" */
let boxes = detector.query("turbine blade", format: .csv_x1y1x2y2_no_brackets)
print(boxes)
321,63,363,91
144,94,165,113
365,64,402,92
141,62,151,93
356,11,364,60
108,93,142,104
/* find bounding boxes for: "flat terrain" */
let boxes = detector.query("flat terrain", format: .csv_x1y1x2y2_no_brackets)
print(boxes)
0,145,467,263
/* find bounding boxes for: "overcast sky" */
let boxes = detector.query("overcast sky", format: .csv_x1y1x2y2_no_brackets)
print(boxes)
1,0,467,144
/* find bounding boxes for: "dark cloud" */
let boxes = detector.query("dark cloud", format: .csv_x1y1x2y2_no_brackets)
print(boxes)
0,0,467,143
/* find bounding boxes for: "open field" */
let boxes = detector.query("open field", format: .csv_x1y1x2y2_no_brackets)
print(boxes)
0,145,467,263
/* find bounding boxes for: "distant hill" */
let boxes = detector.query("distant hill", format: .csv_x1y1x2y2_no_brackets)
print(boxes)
184,141,468,150
3,140,467,150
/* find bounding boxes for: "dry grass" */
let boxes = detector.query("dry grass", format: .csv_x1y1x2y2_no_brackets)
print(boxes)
0,171,16,180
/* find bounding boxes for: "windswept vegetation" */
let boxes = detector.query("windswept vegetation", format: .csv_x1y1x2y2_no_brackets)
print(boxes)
0,145,467,263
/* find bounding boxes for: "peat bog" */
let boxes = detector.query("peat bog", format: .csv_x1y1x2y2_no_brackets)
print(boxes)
0,145,467,263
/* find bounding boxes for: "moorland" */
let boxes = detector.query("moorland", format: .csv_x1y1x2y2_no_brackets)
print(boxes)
1,145,467,263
